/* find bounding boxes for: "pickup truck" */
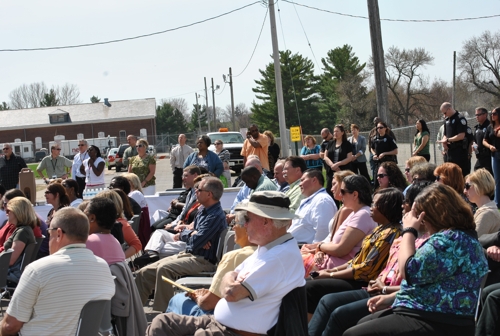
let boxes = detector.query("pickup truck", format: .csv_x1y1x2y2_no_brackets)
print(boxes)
207,131,245,175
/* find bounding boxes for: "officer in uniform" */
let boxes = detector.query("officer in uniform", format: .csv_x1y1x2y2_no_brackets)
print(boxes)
439,102,469,177
473,107,492,174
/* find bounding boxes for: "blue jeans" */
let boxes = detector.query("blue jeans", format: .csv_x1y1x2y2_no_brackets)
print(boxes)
308,289,370,336
165,292,212,316
493,152,500,208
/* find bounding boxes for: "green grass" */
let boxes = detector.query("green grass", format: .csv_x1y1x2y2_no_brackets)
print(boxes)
27,163,43,179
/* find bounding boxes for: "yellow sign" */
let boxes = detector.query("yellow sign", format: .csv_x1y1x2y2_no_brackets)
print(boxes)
290,126,301,142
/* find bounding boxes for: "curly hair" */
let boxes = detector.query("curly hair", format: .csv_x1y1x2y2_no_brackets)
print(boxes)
379,161,407,191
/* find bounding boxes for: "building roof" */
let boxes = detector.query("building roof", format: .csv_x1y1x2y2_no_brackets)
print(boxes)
0,98,156,131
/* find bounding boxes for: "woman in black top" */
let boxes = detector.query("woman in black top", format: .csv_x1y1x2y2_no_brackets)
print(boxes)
322,125,353,198
264,130,280,174
371,122,398,163
483,107,500,208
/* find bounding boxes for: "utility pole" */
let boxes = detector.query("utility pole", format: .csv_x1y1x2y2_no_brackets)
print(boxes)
211,77,217,130
229,67,236,130
195,93,202,134
268,0,289,157
204,77,210,132
367,0,390,125
452,51,456,108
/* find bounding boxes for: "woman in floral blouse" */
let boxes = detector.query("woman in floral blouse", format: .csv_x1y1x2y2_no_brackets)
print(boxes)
344,183,489,336
128,138,156,195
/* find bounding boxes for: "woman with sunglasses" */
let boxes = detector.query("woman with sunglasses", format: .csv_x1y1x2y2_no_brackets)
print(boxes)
344,184,488,336
483,107,500,208
184,135,223,178
213,139,231,187
79,145,105,190
4,197,37,284
376,161,407,193
62,178,83,208
128,138,156,195
322,125,353,198
371,122,398,187
306,176,401,319
464,168,500,237
404,156,427,184
412,119,431,161
43,183,70,258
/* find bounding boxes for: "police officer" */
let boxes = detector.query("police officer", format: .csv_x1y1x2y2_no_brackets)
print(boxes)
473,107,492,174
439,102,469,177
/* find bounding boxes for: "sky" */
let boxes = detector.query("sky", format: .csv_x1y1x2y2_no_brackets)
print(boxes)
1,0,500,119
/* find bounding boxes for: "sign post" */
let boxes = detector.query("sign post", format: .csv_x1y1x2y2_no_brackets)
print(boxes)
290,126,301,156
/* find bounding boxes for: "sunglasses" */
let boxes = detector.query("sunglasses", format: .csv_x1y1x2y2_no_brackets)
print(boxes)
77,144,86,147
136,144,145,148
2,148,10,151
376,126,385,130
435,175,441,181
405,168,410,173
493,112,499,116
377,174,388,178
465,182,472,190
214,143,222,145
340,188,353,195
475,113,486,117
44,190,53,195
54,148,61,151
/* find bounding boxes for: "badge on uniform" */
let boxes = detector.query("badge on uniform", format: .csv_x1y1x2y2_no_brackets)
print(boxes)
461,119,466,125
452,119,455,124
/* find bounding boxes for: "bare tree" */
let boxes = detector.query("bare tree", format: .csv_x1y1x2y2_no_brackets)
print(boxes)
383,46,435,126
162,98,190,122
458,30,500,100
56,83,81,105
8,82,81,109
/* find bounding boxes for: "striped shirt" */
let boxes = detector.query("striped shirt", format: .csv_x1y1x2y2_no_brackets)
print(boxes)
7,244,115,336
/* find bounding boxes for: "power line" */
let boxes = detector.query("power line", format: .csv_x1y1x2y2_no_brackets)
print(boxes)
164,89,204,100
282,0,500,22
233,7,269,77
0,2,261,52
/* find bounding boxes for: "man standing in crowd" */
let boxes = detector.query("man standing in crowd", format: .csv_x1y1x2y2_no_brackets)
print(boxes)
439,102,469,176
288,169,337,243
146,191,305,336
135,177,227,313
71,139,89,198
0,143,27,190
273,160,289,192
123,135,138,169
0,208,115,335
283,156,307,212
170,134,194,188
37,145,73,182
473,107,492,174
241,124,269,171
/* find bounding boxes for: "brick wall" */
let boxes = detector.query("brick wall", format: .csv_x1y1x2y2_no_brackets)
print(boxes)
0,118,157,147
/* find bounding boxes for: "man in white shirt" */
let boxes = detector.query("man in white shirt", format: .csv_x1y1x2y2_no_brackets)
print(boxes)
71,139,89,198
170,134,194,188
288,169,337,243
146,191,305,335
0,207,115,336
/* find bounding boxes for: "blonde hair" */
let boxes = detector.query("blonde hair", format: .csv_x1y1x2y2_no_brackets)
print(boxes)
333,170,355,184
8,197,37,228
263,131,275,144
137,138,149,147
304,135,317,145
122,173,144,193
466,168,495,199
406,156,427,169
96,189,124,219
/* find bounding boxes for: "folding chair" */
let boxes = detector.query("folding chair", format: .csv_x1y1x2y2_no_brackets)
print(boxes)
129,215,141,236
0,249,13,315
475,270,491,324
75,299,109,336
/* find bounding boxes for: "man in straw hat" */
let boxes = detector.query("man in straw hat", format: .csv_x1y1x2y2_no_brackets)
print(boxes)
146,191,306,336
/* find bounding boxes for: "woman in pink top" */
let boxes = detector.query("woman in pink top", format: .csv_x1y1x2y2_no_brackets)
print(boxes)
83,197,125,265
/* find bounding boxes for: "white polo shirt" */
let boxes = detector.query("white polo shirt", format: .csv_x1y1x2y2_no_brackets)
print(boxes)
214,233,305,334
288,188,337,243
7,244,115,336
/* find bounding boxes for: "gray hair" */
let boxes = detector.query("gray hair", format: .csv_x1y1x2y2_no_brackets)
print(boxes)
234,210,247,227
79,139,88,145
52,207,89,243
202,176,223,201
3,143,12,149
272,219,291,229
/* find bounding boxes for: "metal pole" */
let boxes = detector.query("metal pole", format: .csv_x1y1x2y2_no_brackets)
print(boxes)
367,0,390,125
229,67,236,130
268,0,289,157
204,77,210,132
195,93,202,134
212,78,217,130
452,51,456,108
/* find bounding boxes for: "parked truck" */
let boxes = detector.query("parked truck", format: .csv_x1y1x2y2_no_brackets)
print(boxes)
207,129,245,175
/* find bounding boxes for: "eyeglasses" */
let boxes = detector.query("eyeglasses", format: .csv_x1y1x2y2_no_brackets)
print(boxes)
44,190,53,195
54,148,61,151
435,175,441,181
214,143,222,145
136,144,144,148
2,148,10,151
47,227,66,234
475,113,486,117
340,188,353,195
493,112,498,116
465,182,472,190
405,168,410,173
77,144,86,147
377,174,388,178
376,127,385,130
195,187,209,193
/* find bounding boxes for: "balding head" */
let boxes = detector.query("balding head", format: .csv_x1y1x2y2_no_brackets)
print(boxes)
245,157,263,174
49,207,89,254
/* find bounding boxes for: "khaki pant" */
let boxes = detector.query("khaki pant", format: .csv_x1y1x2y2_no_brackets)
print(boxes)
134,252,215,312
146,313,237,336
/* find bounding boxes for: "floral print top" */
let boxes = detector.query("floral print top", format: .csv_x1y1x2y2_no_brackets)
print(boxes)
393,229,488,316
129,155,156,188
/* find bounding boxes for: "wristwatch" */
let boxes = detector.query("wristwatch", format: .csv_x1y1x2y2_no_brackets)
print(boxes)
402,227,418,239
